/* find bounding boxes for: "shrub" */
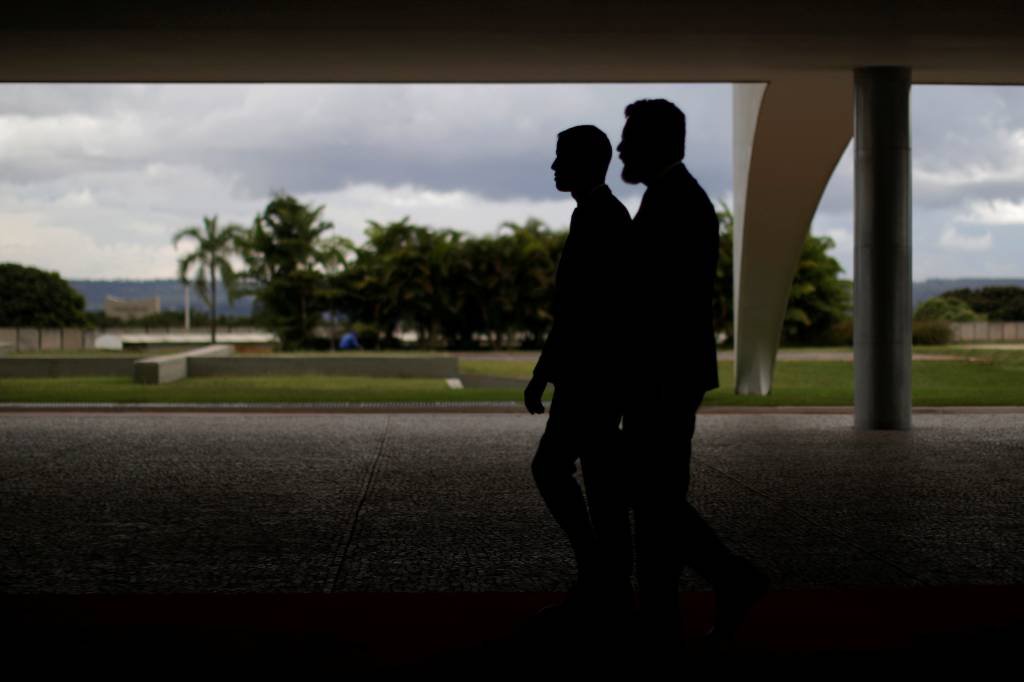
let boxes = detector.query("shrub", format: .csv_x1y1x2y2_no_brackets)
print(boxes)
0,263,87,327
352,322,382,349
914,296,980,322
912,319,953,345
818,318,854,346
943,286,1024,321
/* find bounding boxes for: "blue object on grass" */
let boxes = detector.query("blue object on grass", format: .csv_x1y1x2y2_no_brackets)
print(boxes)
340,332,362,350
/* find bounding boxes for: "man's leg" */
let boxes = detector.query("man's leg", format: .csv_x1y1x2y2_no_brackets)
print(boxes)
627,390,768,641
531,391,599,581
626,392,735,622
579,419,634,600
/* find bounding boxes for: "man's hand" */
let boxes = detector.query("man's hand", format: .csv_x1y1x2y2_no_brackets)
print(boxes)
524,376,547,414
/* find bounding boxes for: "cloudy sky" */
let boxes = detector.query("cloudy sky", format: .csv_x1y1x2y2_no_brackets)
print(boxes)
1,83,1023,281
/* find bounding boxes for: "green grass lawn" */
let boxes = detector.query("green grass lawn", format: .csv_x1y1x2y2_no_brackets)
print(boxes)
705,357,1024,406
0,375,545,403
239,351,453,357
2,346,1022,405
460,359,538,378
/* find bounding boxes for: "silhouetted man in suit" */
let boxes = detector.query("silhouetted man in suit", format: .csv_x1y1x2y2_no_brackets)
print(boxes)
525,125,634,624
616,99,767,651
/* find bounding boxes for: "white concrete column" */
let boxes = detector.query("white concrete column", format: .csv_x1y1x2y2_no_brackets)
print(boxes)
854,66,912,430
732,75,853,394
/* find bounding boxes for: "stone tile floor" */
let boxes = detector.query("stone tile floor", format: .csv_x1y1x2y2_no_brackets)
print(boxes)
2,411,1022,668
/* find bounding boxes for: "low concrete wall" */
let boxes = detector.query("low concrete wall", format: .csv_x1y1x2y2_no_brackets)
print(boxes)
0,327,277,351
17,328,39,352
188,355,459,378
952,321,1024,342
40,328,62,351
133,344,235,385
0,357,137,378
63,328,84,351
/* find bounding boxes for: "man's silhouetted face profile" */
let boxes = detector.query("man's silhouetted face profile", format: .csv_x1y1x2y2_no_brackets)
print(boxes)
551,125,612,197
617,99,687,185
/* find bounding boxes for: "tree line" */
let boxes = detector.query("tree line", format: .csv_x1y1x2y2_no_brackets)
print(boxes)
170,192,852,350
915,286,1024,322
173,194,570,349
1,191,855,350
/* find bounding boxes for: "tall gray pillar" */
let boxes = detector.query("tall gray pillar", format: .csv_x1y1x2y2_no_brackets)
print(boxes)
854,67,912,430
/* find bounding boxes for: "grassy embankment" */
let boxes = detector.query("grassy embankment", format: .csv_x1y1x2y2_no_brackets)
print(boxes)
1,346,1022,405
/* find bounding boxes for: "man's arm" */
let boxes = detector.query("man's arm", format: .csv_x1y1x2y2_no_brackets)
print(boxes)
525,322,558,414
532,321,559,383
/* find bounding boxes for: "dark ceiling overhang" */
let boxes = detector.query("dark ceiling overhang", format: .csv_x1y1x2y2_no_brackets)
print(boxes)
3,1,1024,83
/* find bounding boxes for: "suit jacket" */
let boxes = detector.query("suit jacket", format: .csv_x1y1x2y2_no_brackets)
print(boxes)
532,183,631,389
628,161,720,394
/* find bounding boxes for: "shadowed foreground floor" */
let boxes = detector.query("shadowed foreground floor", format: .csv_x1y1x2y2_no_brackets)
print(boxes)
1,411,1022,669
3,589,1023,672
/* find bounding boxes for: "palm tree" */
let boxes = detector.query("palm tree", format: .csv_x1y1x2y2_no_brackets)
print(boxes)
172,215,243,343
234,194,352,349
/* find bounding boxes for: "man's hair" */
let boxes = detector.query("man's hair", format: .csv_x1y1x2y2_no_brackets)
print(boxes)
624,99,686,161
557,124,613,175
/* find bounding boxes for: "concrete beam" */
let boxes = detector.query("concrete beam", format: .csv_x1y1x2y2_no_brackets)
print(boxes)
6,2,1024,83
732,75,853,394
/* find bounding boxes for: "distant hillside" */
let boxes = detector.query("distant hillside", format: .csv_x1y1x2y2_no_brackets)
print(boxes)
69,279,255,316
912,278,1024,308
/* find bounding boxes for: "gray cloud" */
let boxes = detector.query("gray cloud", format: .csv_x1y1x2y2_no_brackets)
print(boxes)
0,83,732,202
2,83,1023,280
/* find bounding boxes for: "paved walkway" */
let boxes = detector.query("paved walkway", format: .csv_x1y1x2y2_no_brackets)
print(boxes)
2,411,1022,668
455,349,981,363
963,343,1024,350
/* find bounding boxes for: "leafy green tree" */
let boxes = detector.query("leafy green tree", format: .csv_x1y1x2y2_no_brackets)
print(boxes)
332,217,564,350
429,229,476,348
363,218,463,347
712,202,735,342
943,286,1024,321
329,218,429,348
714,205,852,346
456,219,563,349
496,219,564,348
236,193,352,350
172,215,244,343
914,296,981,322
0,262,87,326
782,232,852,345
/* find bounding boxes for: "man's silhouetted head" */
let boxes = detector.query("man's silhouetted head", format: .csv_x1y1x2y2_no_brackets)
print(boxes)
551,125,612,194
618,99,686,185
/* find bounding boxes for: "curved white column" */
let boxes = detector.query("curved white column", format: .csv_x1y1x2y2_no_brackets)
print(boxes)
732,75,853,394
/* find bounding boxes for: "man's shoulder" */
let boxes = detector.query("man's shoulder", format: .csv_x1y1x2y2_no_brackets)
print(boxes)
582,188,631,225
649,165,715,213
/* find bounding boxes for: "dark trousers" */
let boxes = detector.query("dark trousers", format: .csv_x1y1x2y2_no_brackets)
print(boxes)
531,385,632,583
623,388,738,616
